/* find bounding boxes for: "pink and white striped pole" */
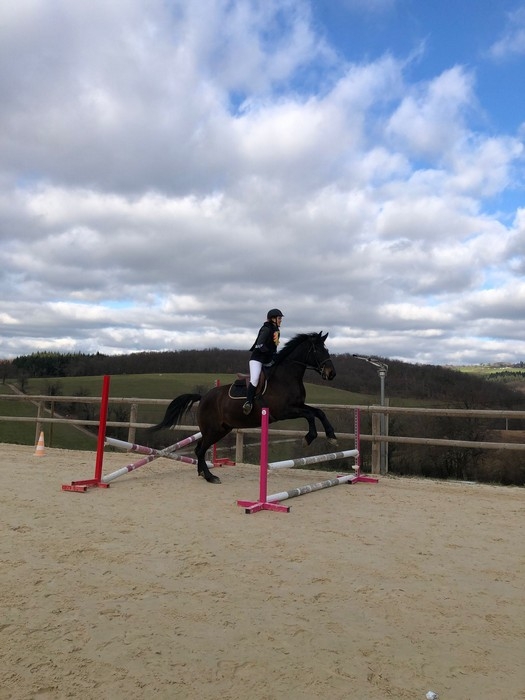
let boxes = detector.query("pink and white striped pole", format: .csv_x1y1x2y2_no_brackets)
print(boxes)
105,433,201,457
102,432,202,484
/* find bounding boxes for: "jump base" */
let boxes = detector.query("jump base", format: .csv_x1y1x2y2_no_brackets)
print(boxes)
62,479,110,492
213,458,236,467
354,474,379,483
237,499,291,514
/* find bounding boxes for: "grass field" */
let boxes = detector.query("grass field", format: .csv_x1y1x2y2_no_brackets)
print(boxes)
456,365,525,377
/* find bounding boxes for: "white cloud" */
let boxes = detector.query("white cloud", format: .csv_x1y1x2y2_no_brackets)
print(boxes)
489,6,525,60
385,67,475,160
448,136,524,196
0,0,524,366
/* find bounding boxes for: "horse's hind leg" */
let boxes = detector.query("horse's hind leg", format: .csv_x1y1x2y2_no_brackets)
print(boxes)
194,440,221,484
194,427,232,484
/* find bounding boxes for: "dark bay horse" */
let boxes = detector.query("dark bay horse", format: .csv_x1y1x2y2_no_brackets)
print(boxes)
149,332,337,483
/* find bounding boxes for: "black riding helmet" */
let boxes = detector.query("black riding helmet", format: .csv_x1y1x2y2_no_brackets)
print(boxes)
267,308,284,319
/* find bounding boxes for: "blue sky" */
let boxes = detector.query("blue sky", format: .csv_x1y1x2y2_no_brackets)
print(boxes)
315,0,524,133
0,0,524,365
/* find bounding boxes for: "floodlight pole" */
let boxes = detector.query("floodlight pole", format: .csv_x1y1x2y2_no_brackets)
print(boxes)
353,355,389,474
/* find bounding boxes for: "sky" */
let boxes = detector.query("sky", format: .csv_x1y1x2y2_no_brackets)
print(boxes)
1,0,524,366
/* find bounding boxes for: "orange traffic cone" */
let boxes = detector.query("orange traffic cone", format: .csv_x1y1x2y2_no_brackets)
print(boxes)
34,431,45,457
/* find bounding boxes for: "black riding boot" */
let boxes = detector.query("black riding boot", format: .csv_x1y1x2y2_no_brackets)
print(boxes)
243,383,257,415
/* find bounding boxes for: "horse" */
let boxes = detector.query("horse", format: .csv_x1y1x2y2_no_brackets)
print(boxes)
149,331,338,483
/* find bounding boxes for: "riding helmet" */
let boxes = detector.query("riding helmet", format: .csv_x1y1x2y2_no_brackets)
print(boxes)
267,308,284,319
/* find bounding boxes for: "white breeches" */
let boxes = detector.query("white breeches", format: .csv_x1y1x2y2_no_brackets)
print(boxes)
249,360,263,387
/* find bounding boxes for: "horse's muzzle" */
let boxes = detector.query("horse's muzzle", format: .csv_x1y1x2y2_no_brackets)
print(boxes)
322,363,336,380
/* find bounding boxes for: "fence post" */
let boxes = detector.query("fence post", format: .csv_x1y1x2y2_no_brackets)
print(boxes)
35,401,44,446
128,403,138,443
381,399,389,475
235,430,244,463
49,400,55,448
371,412,381,474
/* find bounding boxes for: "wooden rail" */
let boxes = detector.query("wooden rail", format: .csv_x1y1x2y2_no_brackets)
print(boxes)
1,394,524,474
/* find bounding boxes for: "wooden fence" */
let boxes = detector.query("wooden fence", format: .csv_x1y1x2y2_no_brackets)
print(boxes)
1,393,525,475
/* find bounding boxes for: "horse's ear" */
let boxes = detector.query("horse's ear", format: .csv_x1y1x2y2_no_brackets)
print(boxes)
321,332,328,342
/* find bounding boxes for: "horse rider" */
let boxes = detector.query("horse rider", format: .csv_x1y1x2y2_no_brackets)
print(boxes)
243,309,284,415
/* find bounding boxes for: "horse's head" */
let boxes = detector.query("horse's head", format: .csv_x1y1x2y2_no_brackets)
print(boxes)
274,331,337,380
308,332,336,380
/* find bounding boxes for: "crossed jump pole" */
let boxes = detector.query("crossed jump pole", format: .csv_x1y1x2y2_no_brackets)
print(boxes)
101,434,202,484
237,407,377,514
62,375,205,492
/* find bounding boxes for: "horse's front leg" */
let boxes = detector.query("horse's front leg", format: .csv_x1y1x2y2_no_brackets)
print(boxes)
280,407,322,446
304,405,338,445
302,412,318,446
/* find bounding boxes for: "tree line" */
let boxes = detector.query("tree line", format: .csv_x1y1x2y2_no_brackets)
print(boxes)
4,349,525,409
2,350,525,485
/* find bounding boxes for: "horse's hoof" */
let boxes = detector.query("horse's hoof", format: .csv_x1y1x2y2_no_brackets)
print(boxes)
327,437,338,446
198,470,221,484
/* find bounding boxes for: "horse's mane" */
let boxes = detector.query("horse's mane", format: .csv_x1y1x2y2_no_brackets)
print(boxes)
273,332,322,367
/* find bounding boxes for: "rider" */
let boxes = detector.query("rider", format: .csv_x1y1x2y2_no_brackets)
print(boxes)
243,309,284,415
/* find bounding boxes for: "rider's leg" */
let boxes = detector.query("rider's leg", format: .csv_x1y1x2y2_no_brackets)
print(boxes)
243,360,262,414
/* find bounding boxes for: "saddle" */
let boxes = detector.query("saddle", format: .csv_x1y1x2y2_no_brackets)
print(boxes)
229,371,268,399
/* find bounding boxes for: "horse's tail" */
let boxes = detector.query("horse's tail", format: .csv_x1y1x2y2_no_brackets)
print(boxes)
148,393,201,432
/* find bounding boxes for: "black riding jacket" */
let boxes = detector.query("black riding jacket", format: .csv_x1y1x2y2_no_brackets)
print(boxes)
249,321,280,364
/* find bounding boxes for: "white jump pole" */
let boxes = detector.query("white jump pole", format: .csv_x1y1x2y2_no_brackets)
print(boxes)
269,449,358,470
266,474,356,504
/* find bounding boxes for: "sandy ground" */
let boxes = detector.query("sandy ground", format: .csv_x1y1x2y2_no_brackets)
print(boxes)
1,442,524,700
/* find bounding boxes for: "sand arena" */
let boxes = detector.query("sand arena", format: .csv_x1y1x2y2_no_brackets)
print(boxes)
1,443,523,699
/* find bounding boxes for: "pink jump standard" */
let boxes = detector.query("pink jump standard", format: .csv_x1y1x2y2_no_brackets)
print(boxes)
237,409,290,513
62,375,112,492
237,407,377,514
352,405,379,484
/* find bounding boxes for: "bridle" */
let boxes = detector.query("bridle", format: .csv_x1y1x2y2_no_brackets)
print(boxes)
303,340,332,376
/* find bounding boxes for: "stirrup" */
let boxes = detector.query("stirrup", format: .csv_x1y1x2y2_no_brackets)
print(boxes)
242,401,252,415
